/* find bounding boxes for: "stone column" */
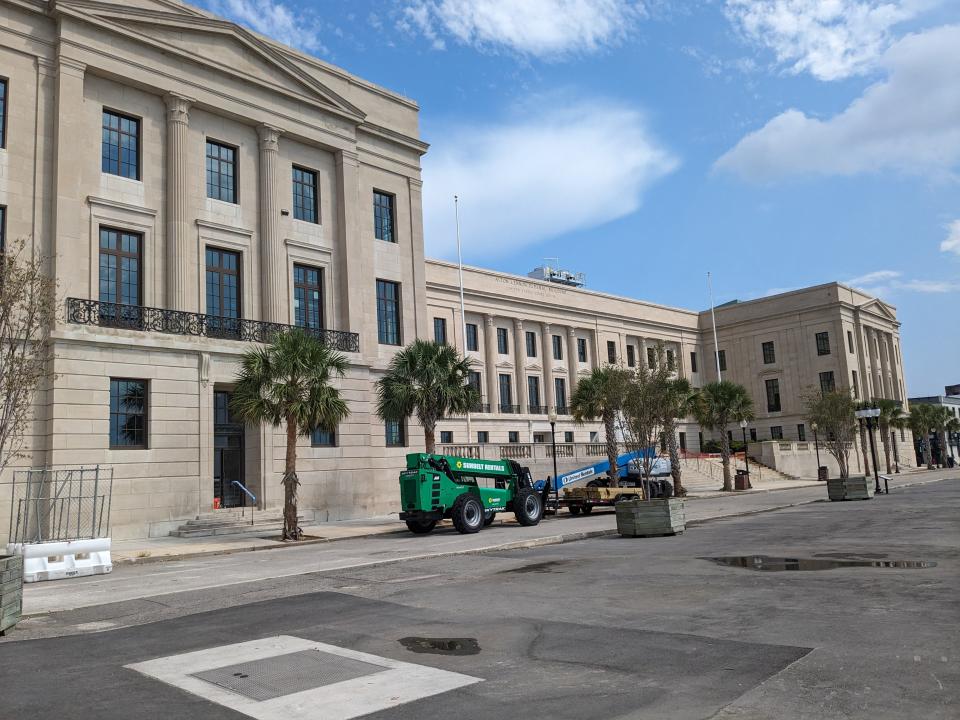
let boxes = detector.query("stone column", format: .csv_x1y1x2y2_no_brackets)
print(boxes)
163,93,195,312
513,319,528,414
887,334,902,401
640,337,650,371
484,315,499,413
257,124,284,324
566,326,579,395
868,328,883,400
334,150,365,353
541,322,555,411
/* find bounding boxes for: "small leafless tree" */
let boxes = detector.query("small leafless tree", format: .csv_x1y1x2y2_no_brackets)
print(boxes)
621,353,670,482
0,239,56,477
803,388,857,479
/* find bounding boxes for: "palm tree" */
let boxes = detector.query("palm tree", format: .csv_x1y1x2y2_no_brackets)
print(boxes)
691,381,754,492
907,403,937,469
874,398,904,474
570,366,632,487
946,416,960,465
930,405,954,468
661,377,696,497
376,339,478,454
231,329,350,541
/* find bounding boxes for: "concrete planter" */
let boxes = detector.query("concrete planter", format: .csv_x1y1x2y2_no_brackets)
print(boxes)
827,476,874,501
616,498,685,537
0,554,23,636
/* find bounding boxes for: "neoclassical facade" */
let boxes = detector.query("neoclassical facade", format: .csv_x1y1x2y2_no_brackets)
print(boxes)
0,0,913,541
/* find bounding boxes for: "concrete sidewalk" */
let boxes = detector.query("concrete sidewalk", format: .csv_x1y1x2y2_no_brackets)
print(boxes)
20,469,957,617
108,473,828,565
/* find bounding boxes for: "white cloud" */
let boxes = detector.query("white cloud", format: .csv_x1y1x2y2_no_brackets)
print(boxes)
724,0,930,81
205,0,327,54
845,269,959,295
400,0,646,58
422,100,678,258
942,219,960,256
715,24,960,180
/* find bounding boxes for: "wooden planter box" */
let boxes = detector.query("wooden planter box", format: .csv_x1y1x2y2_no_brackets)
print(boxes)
827,476,874,501
0,554,23,636
616,498,685,537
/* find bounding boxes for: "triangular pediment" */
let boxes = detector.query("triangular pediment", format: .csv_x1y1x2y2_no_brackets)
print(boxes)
858,298,898,322
54,0,366,122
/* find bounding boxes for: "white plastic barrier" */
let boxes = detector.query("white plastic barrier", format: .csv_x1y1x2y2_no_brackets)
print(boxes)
6,538,113,583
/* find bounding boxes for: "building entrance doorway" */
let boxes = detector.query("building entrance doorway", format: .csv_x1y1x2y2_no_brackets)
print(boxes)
213,390,245,508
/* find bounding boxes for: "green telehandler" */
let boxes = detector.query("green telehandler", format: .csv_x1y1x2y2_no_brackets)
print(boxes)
399,453,544,534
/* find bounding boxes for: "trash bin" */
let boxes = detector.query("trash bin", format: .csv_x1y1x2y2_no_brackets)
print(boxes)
734,469,752,490
817,466,829,481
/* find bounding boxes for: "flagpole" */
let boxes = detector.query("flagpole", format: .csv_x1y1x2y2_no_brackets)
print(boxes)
708,271,721,381
455,195,471,442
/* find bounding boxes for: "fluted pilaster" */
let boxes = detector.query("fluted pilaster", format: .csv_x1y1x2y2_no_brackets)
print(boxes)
541,322,555,410
163,92,194,312
258,124,283,323
566,326,579,394
512,319,528,413
484,315,499,413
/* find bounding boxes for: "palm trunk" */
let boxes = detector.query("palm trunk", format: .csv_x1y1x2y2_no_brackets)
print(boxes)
923,434,933,469
667,426,685,497
720,433,733,492
283,415,301,541
880,423,892,474
604,411,619,487
939,430,949,468
424,424,436,454
859,424,871,477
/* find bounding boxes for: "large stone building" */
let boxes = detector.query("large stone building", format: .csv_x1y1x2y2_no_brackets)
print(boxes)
0,0,913,541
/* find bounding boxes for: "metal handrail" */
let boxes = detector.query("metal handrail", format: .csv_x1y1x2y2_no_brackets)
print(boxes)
231,480,257,524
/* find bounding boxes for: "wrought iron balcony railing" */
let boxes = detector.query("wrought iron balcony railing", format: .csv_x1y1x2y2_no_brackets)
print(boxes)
499,404,521,414
528,404,548,414
66,298,360,353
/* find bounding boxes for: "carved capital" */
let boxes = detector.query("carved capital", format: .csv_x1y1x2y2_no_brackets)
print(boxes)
257,123,283,153
567,326,577,337
541,322,551,334
513,318,523,331
485,314,495,327
163,93,194,125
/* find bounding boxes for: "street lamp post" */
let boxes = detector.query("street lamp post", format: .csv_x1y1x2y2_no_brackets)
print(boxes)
855,408,882,494
739,419,749,480
548,409,559,512
892,430,900,474
811,422,822,480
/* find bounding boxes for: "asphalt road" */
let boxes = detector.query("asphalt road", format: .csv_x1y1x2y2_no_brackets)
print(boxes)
1,479,957,719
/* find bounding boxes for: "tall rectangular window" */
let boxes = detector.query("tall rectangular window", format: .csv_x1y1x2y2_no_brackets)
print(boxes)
206,140,237,203
762,341,776,364
690,351,698,373
577,338,587,363
847,330,855,354
498,373,513,411
765,378,781,412
0,78,6,148
0,205,5,251
311,427,336,447
525,331,537,358
552,335,563,360
666,349,675,371
206,247,241,337
466,323,478,352
797,424,806,441
497,327,509,354
647,347,656,369
626,345,635,367
293,264,323,330
852,370,860,398
110,378,148,448
750,428,757,441
816,331,831,356
607,341,616,364
433,317,447,344
527,376,541,410
385,419,405,447
467,370,482,397
771,426,783,440
717,350,727,372
292,166,318,223
555,378,567,411
440,431,453,445
98,228,141,306
101,110,140,180
819,371,836,393
376,279,401,345
373,191,395,242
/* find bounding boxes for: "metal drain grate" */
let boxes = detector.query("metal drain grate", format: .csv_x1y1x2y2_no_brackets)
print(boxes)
192,649,388,701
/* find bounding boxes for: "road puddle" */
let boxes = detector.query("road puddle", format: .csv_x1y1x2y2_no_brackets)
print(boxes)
398,637,481,656
702,555,937,571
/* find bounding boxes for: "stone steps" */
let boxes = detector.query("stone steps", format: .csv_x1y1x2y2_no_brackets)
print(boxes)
169,512,305,538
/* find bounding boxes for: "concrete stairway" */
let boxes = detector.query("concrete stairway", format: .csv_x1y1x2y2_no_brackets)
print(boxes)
169,511,306,538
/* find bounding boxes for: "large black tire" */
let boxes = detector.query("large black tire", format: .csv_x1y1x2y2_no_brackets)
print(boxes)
568,505,582,516
581,504,593,515
513,488,543,526
451,494,484,534
483,511,497,527
405,518,437,534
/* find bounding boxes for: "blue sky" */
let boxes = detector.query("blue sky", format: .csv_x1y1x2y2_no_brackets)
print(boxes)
202,0,960,396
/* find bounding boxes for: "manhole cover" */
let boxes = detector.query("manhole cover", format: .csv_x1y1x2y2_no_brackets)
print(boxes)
192,649,388,701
